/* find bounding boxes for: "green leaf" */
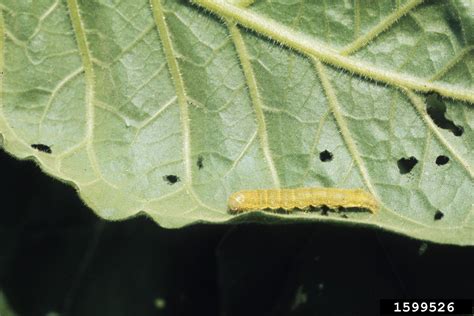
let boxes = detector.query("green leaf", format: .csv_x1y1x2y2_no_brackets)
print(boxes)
0,0,472,244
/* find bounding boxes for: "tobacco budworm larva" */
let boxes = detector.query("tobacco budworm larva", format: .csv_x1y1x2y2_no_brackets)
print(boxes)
228,188,379,213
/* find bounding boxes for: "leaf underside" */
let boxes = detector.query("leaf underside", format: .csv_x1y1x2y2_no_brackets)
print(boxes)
0,0,472,244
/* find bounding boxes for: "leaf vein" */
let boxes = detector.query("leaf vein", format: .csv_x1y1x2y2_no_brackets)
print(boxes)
38,67,84,131
150,0,221,213
314,60,377,196
353,0,360,39
429,46,474,82
224,130,257,177
149,0,192,183
66,0,104,180
193,0,473,103
341,0,424,55
227,21,281,187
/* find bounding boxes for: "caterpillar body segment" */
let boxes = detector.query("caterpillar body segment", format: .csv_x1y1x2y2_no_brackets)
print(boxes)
228,188,379,213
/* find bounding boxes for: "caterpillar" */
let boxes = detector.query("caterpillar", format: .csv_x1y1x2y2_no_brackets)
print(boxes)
228,188,379,213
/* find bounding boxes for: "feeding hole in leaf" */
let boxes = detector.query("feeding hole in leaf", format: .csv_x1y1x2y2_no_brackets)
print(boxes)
397,156,418,174
31,144,52,154
434,210,444,221
197,155,204,169
435,155,449,166
426,94,464,137
319,150,333,162
163,175,180,185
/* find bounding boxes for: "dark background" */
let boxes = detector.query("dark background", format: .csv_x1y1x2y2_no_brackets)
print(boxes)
0,150,473,316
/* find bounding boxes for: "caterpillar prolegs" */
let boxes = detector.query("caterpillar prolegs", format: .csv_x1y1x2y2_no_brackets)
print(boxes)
228,188,379,213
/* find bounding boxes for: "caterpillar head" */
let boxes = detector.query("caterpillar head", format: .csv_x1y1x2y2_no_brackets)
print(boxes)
228,192,246,212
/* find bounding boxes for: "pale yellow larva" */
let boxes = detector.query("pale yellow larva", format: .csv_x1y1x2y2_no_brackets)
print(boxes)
228,188,379,213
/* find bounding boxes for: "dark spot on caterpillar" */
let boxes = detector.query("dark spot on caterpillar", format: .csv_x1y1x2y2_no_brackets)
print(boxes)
426,94,463,136
197,155,204,169
435,155,449,166
397,156,418,174
31,144,52,154
163,175,180,185
434,210,444,221
320,206,329,216
273,207,290,214
340,214,349,219
319,150,333,162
